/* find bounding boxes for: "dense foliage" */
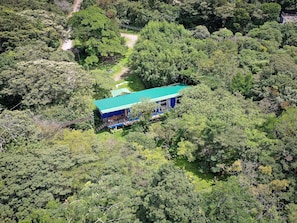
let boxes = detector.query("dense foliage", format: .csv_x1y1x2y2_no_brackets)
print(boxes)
0,146,74,222
0,0,296,222
85,0,297,33
131,20,297,114
68,6,126,67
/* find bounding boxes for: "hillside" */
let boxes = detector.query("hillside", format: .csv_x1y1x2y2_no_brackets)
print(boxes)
0,0,297,222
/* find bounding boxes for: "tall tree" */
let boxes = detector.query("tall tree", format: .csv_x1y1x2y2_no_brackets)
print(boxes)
130,21,204,87
202,176,269,223
68,6,126,67
0,110,41,152
0,60,92,109
0,146,75,222
137,164,206,222
161,85,275,173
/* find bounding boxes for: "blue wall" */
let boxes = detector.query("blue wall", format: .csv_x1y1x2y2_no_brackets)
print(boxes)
170,98,176,108
101,109,125,118
100,96,178,124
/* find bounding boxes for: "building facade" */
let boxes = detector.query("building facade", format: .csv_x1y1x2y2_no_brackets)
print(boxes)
94,84,188,129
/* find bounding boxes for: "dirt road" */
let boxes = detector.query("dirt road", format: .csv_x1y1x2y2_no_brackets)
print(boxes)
62,0,83,50
113,33,138,81
73,0,83,12
120,33,138,48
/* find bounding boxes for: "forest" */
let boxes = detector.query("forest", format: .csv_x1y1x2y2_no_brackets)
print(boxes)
0,0,297,222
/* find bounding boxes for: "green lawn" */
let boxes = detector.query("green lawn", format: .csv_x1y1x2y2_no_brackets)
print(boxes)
124,73,145,91
175,158,214,192
91,45,144,93
111,48,132,77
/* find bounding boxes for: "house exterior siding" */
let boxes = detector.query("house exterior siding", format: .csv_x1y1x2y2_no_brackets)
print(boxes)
94,84,188,129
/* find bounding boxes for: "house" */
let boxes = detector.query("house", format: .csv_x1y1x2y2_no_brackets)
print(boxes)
281,11,297,23
94,84,188,129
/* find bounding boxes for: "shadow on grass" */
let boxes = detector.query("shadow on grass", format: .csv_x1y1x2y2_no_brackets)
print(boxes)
175,158,214,192
126,73,145,91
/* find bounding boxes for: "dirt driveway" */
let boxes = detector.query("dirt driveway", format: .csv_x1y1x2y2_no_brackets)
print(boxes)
120,33,138,48
113,33,139,81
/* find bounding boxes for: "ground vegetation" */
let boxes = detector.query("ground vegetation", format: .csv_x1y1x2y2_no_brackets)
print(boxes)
0,0,296,222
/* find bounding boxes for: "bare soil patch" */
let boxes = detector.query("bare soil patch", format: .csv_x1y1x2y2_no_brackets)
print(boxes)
120,33,138,48
113,33,139,81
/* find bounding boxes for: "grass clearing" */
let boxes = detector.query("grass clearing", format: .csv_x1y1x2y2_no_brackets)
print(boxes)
175,158,214,192
90,30,143,95
91,45,144,92
111,48,132,77
120,28,140,35
125,73,145,91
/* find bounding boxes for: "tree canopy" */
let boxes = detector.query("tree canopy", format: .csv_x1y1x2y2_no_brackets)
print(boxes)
0,59,92,109
68,6,126,67
1,0,297,222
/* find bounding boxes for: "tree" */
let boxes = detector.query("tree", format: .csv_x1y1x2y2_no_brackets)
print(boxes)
0,0,62,12
274,108,297,177
130,99,159,131
0,59,92,109
179,0,217,30
282,24,297,47
260,3,281,22
192,25,210,39
277,0,297,10
0,7,41,53
17,9,68,48
137,164,206,223
253,52,297,113
202,176,265,223
230,71,253,97
0,110,41,151
0,146,75,222
110,0,180,27
239,49,270,74
161,85,275,173
248,22,283,52
0,41,75,73
68,6,126,66
130,21,203,87
0,7,66,53
286,203,297,223
214,3,235,28
52,174,138,223
228,7,251,33
126,131,156,150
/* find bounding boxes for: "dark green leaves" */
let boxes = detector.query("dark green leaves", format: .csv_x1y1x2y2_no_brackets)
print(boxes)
130,21,201,87
0,60,92,108
68,6,126,66
137,164,206,223
202,176,262,223
0,146,74,222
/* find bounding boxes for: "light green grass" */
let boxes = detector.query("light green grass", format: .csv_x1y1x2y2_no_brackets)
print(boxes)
92,46,144,92
112,47,144,92
96,128,127,142
125,73,145,91
111,49,132,78
175,158,214,192
120,28,140,35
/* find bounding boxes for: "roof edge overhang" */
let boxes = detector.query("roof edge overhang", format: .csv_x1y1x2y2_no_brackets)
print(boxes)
99,93,180,114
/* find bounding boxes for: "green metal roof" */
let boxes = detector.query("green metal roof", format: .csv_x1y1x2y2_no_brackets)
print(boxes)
110,88,131,97
94,84,188,114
